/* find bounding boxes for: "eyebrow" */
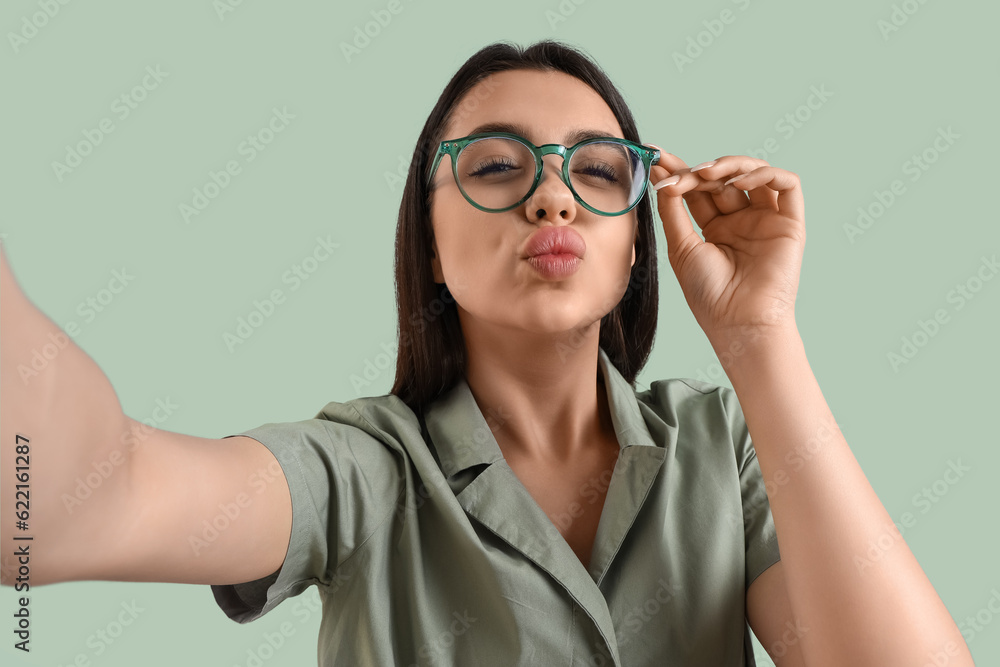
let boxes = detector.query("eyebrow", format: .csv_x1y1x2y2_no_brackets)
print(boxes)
464,121,622,146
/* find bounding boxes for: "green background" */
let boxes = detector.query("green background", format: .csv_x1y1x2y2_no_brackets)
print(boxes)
2,0,998,664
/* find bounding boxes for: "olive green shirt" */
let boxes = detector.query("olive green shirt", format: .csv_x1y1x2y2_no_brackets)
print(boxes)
211,346,781,666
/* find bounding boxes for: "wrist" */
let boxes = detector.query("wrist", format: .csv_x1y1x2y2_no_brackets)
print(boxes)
707,320,803,382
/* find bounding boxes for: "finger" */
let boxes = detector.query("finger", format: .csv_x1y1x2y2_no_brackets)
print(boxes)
650,152,721,225
745,180,779,208
646,152,705,257
725,167,804,221
685,156,761,215
652,160,752,231
718,170,778,209
685,155,785,212
707,177,752,216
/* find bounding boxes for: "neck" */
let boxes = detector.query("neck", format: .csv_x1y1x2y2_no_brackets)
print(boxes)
460,315,615,463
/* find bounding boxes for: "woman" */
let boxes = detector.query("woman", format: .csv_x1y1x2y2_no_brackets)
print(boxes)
0,40,973,666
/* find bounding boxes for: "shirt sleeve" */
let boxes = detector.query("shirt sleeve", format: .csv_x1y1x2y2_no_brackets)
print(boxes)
210,414,403,623
718,386,782,591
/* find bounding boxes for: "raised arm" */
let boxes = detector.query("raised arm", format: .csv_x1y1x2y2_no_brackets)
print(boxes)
1,242,292,587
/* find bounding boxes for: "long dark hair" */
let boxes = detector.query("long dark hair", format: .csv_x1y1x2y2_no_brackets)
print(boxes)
390,39,658,413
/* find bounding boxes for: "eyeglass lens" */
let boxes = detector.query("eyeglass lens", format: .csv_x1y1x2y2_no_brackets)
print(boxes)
455,137,645,214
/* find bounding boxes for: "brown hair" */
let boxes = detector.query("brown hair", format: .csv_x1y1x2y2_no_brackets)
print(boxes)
390,39,658,413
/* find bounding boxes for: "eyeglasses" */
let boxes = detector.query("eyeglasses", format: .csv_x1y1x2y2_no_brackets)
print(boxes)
426,131,660,217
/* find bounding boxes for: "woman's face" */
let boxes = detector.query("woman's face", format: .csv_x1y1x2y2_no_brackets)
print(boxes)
428,69,638,340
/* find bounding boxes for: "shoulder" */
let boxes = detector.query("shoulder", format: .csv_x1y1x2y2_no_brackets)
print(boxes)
236,392,421,462
316,392,422,442
278,392,430,469
634,377,749,461
635,376,739,421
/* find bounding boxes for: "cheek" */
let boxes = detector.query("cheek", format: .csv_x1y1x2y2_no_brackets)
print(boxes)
595,223,637,269
432,220,505,298
586,224,637,297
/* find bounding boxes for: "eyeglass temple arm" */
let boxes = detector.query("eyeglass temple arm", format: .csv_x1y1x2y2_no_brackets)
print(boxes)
426,144,449,187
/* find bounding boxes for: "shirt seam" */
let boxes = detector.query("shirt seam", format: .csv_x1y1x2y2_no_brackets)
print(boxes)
331,483,407,577
676,377,722,395
716,386,754,478
715,387,784,593
223,428,330,614
325,404,407,575
230,431,323,594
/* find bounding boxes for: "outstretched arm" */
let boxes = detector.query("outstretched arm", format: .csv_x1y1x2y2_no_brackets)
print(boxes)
1,242,292,587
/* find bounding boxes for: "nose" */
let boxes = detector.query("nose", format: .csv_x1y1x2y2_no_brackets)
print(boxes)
524,154,577,223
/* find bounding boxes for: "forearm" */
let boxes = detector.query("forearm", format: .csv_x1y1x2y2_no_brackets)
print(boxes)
719,325,973,666
1,244,132,586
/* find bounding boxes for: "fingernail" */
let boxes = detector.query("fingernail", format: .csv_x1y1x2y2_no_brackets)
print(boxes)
724,173,748,186
690,160,716,172
652,175,680,190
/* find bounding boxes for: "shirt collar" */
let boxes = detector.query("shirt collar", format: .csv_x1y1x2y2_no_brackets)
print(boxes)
422,346,657,479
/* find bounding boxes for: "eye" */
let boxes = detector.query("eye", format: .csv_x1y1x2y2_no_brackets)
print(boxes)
574,161,619,183
468,157,519,178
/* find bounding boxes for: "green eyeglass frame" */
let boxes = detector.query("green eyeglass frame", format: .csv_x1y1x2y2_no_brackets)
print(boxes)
426,131,661,217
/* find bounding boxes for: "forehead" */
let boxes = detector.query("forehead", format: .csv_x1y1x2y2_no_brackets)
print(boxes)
444,69,625,144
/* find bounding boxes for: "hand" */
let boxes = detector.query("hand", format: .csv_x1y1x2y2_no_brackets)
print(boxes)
646,149,806,351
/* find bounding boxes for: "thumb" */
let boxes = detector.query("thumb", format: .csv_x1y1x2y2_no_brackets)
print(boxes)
649,162,702,261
